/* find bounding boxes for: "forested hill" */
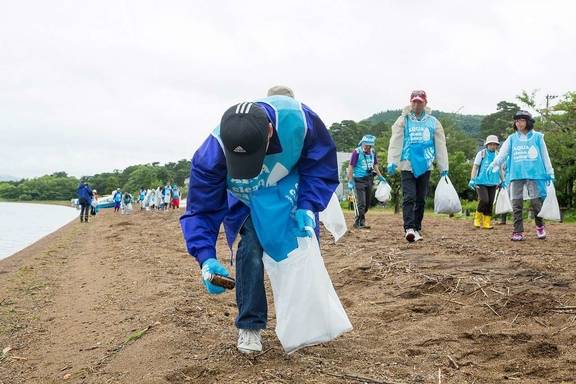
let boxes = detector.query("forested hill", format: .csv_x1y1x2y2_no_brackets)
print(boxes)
364,109,484,137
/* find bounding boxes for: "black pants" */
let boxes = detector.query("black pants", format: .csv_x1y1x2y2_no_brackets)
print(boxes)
477,185,497,216
79,199,90,222
353,176,373,225
401,171,430,231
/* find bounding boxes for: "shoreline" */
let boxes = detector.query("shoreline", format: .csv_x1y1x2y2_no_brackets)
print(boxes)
0,202,79,261
0,199,71,207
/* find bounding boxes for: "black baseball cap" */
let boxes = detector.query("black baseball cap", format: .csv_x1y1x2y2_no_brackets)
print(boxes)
220,102,270,179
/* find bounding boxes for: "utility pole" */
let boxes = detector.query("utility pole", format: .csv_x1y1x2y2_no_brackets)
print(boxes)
544,94,558,125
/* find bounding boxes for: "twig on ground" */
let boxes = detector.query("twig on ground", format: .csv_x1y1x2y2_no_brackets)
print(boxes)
552,323,576,336
448,355,459,369
534,318,548,328
551,306,576,310
476,282,489,298
421,293,465,306
510,313,519,325
485,303,501,317
254,347,273,359
323,371,399,384
552,315,576,336
438,367,442,383
489,288,505,296
337,266,351,274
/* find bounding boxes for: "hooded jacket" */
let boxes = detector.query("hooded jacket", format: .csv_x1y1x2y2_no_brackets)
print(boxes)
387,106,449,174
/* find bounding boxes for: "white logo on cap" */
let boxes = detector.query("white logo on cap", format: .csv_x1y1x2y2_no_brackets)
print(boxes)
235,102,253,114
233,146,247,153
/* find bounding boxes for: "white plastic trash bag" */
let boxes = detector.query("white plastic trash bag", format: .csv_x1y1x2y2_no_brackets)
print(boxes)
263,233,353,354
434,176,462,214
319,193,347,242
538,183,561,221
374,181,392,204
494,187,513,215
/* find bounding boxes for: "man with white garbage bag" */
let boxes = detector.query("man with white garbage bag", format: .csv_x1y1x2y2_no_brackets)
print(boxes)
386,90,449,242
180,95,339,354
347,134,386,229
487,110,555,241
468,135,504,229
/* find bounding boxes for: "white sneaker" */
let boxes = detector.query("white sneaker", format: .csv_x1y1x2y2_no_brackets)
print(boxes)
237,329,262,354
405,228,416,242
414,231,423,241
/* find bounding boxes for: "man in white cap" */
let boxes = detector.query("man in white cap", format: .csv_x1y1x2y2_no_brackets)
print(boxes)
387,90,449,242
469,135,503,229
267,85,295,98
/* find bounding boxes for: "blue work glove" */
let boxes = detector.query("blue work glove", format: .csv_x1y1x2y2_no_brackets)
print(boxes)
378,175,386,183
201,258,229,295
295,209,316,237
546,174,555,185
440,170,449,178
387,163,397,175
347,180,354,190
468,179,476,190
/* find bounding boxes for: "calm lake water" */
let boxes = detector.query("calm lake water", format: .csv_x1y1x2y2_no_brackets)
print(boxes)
0,202,79,260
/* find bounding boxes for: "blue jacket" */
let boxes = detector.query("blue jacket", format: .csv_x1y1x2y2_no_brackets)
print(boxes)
76,183,93,204
180,100,338,266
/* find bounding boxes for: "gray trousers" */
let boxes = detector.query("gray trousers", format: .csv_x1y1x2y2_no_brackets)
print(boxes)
511,180,544,232
353,176,373,225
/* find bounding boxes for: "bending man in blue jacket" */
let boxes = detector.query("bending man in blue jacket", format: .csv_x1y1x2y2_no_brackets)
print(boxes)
180,95,338,354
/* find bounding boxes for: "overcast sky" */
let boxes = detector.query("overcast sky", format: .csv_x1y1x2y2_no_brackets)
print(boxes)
1,0,575,179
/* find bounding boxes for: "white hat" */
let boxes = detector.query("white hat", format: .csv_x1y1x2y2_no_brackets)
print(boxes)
484,135,500,146
267,85,295,98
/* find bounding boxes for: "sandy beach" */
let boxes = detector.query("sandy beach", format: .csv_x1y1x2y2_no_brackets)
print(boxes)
1,208,575,383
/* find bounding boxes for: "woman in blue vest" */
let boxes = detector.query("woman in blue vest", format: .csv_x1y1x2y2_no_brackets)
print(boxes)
386,90,449,242
180,96,338,354
347,134,386,229
469,135,503,229
488,110,555,241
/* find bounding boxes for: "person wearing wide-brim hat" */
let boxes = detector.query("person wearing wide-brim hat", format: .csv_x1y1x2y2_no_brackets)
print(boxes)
488,110,555,241
469,135,504,229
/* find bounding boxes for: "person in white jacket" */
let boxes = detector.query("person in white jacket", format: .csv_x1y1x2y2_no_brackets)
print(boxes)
387,90,449,242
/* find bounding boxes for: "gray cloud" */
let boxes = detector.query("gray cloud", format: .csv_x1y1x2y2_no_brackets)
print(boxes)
1,0,575,178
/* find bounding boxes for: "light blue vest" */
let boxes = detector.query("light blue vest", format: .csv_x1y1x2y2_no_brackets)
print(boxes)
401,113,436,177
475,149,500,186
352,147,375,178
212,96,307,261
507,131,547,181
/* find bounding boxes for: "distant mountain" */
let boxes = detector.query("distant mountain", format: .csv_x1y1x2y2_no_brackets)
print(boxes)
363,109,484,138
0,175,20,182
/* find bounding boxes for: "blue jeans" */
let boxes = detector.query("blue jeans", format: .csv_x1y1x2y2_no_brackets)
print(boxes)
235,216,267,330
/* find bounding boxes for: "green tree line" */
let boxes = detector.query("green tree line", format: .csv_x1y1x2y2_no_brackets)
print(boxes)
0,160,191,201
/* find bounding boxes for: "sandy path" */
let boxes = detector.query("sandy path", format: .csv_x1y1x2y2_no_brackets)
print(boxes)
1,207,575,383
